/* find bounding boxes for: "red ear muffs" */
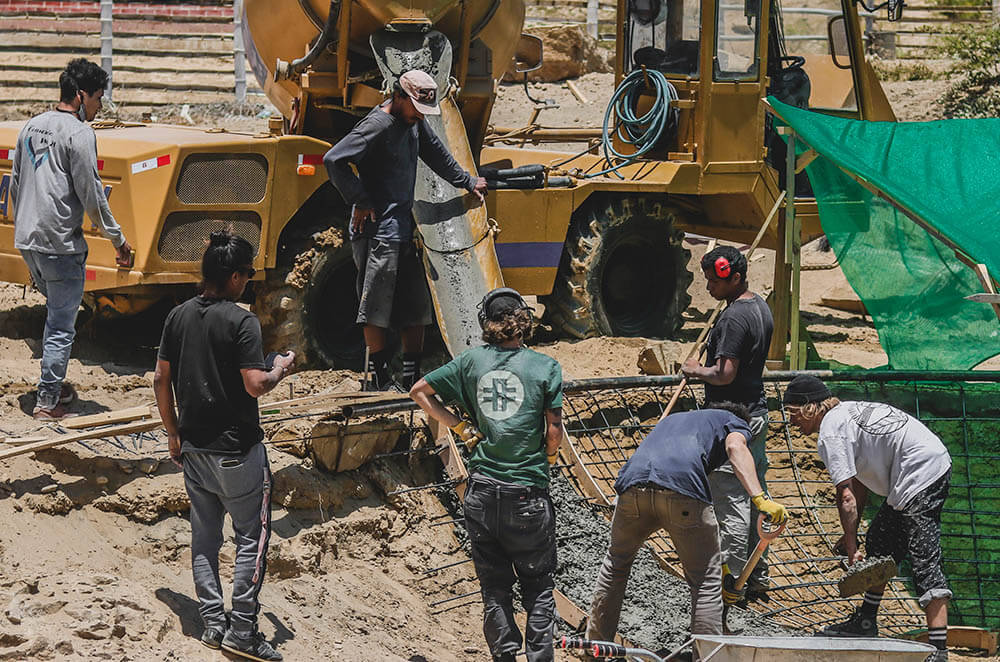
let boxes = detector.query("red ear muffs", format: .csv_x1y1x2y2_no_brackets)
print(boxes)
714,256,731,279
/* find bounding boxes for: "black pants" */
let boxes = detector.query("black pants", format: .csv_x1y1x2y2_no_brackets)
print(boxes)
464,473,557,662
867,469,952,608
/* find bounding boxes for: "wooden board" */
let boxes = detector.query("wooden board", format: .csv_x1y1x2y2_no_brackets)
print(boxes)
553,588,631,646
560,425,610,507
908,626,998,656
430,418,468,500
62,404,156,429
0,419,165,462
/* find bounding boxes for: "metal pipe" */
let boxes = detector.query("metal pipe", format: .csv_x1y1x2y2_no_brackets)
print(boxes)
100,0,113,100
233,0,247,103
275,0,339,81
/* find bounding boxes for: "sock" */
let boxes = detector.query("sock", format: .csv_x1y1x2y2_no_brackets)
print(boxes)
366,349,391,389
401,353,422,389
928,626,947,651
860,590,883,618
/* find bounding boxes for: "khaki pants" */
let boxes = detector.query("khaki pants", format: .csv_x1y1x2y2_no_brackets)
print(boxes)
586,486,723,641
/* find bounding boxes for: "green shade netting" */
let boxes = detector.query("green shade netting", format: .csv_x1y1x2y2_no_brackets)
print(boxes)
769,97,1000,369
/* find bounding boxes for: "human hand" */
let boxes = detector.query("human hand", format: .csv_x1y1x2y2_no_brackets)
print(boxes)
274,351,295,376
722,564,745,605
471,177,487,204
451,420,484,450
751,493,788,525
351,207,375,234
681,357,701,378
168,433,183,469
115,240,134,268
547,451,559,466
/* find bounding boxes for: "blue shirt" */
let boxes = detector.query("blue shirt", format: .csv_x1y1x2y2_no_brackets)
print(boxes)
614,409,752,503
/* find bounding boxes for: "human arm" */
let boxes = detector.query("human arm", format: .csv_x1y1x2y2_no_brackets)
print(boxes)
681,355,739,386
725,430,787,524
834,477,868,564
417,120,480,198
241,352,294,398
410,378,463,429
152,359,182,468
323,127,377,232
70,130,127,252
544,408,562,463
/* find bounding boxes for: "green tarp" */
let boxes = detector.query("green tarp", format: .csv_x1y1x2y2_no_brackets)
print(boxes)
769,98,1000,370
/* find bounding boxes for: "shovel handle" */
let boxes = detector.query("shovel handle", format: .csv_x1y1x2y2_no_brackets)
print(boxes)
733,514,786,592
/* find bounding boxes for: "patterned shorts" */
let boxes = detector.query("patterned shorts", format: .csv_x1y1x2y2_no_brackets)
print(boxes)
866,468,952,607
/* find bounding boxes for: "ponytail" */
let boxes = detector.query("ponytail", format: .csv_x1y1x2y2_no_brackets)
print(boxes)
201,230,254,290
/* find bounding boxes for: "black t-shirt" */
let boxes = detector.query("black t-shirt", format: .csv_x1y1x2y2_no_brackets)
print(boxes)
614,409,752,503
704,293,773,416
157,296,266,455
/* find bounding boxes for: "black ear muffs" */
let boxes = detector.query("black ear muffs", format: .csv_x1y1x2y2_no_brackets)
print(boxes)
477,287,529,329
714,256,732,279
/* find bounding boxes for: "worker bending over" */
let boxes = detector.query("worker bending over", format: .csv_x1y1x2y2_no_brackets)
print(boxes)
587,404,787,642
410,288,562,662
784,375,951,662
680,245,774,602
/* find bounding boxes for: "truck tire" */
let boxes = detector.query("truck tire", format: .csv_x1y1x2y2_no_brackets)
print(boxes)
255,227,365,370
542,195,692,339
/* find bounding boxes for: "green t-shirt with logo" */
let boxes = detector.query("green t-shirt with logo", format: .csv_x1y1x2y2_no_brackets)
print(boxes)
425,344,563,488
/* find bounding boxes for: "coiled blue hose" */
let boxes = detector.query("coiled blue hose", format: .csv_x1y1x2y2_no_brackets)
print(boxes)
588,68,679,179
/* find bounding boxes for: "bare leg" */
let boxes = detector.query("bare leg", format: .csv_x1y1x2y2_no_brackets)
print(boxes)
363,325,387,353
400,325,425,354
925,597,947,629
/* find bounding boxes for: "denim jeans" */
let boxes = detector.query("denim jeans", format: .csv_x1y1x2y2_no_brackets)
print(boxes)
708,414,770,584
587,486,723,641
20,250,86,409
463,473,557,662
182,443,273,636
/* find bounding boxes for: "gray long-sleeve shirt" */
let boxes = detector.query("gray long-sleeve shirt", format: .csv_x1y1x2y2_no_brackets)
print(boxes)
11,110,125,254
323,102,475,242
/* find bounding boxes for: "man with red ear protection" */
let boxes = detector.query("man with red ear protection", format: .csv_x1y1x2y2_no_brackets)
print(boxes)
10,58,132,420
682,244,775,605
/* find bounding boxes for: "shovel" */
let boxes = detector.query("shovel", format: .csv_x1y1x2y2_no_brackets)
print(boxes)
723,513,787,633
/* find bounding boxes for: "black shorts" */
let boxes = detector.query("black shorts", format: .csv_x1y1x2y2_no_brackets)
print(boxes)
866,468,952,607
351,237,434,329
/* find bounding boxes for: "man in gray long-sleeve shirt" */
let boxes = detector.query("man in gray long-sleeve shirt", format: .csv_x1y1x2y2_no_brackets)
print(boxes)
11,58,132,420
324,69,487,391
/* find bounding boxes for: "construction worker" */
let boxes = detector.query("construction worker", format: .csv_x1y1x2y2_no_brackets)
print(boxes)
587,404,787,642
784,375,951,662
324,69,488,391
410,287,562,662
154,231,293,662
680,245,774,602
11,58,133,420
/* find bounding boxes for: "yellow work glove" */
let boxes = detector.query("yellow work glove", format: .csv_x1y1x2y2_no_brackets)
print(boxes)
751,493,788,525
547,451,559,466
451,420,484,450
721,563,745,606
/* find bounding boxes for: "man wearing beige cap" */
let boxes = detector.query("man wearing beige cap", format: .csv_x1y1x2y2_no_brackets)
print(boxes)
324,69,487,390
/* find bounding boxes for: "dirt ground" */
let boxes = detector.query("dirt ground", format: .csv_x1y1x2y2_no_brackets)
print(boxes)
0,54,993,662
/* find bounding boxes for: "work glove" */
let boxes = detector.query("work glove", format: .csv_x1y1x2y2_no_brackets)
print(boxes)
547,451,559,466
451,420,484,450
721,563,746,606
751,493,788,526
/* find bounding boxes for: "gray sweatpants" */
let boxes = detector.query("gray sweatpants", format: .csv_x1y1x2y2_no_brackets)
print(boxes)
182,443,272,637
709,414,769,585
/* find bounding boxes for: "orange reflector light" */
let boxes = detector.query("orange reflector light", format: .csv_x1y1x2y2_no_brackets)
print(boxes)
296,164,316,176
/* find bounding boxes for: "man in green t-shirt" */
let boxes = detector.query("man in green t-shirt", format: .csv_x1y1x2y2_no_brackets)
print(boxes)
410,287,563,662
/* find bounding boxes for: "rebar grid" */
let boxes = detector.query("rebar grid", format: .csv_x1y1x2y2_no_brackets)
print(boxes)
559,374,1000,634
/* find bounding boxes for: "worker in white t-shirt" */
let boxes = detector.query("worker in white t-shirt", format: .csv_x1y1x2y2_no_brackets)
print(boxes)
783,375,952,662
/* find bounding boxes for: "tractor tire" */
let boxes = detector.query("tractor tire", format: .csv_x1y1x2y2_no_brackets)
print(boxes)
254,226,365,370
542,195,692,339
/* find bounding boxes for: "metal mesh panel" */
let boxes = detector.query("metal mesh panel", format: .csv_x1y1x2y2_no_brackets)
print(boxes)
175,153,268,204
157,211,261,262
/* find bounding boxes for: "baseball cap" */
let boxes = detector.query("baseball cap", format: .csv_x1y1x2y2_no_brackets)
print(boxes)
398,69,440,115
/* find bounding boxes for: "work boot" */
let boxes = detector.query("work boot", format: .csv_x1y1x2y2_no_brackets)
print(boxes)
746,576,771,604
924,651,948,662
58,383,77,406
221,630,282,662
492,654,516,662
200,623,226,649
816,607,878,637
32,403,77,421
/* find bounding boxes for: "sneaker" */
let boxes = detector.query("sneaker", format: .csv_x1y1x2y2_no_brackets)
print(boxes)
924,651,948,662
200,624,226,649
816,607,878,637
32,404,78,421
58,384,77,406
221,630,283,662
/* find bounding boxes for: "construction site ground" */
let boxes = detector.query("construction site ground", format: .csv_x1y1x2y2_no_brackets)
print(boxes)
0,77,993,660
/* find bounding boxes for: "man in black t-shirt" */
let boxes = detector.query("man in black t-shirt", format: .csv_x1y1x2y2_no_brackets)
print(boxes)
681,245,774,602
154,231,293,662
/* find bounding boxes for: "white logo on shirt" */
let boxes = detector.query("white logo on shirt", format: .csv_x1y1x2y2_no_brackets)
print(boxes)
477,370,525,421
849,402,908,436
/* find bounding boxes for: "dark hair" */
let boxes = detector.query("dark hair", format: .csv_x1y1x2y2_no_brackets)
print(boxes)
700,245,748,283
482,308,534,345
709,401,752,423
201,230,254,290
60,59,109,103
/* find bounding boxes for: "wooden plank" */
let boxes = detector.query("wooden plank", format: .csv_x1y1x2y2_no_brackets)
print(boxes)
909,626,998,656
430,418,468,500
561,425,610,506
62,404,154,429
0,419,164,462
973,263,1000,322
1,435,47,446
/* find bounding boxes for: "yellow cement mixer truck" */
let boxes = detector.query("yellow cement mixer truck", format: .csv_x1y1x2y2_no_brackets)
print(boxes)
0,0,898,367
